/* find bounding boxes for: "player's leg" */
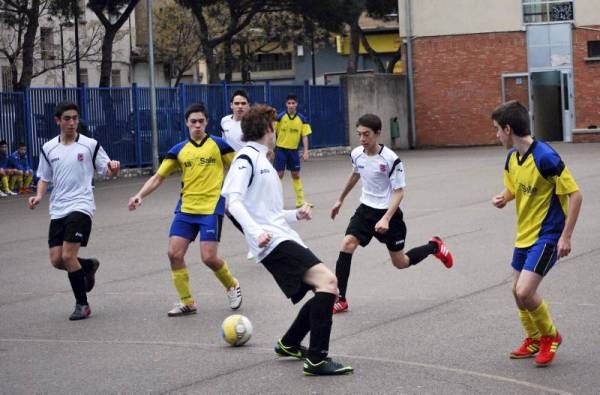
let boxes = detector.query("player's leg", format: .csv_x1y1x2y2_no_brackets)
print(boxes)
0,168,11,194
10,169,22,192
510,259,541,359
274,147,286,179
290,148,305,207
167,216,196,316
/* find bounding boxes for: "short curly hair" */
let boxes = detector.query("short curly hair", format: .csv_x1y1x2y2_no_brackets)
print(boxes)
241,104,276,142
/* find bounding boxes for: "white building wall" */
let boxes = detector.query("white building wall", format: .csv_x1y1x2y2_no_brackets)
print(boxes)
574,0,600,26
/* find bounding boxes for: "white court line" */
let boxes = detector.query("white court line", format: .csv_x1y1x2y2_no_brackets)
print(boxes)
0,337,572,395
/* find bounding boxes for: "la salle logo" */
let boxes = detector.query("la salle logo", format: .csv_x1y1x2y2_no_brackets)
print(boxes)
77,153,84,161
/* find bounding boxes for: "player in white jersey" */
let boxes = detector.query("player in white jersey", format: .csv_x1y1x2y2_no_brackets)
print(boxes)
220,89,250,152
330,114,454,314
27,102,120,321
222,104,353,376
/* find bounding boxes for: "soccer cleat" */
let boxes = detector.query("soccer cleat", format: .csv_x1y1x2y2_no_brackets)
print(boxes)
167,302,197,317
226,282,242,310
535,331,562,367
509,337,540,359
246,250,255,261
275,339,307,359
84,258,100,293
69,304,91,320
332,298,349,314
303,357,353,376
19,187,32,194
430,236,453,268
0,190,6,197
5,189,17,196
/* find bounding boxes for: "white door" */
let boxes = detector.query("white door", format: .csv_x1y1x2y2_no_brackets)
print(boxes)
560,69,574,142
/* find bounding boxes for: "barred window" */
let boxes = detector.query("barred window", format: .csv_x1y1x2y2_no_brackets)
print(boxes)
523,0,574,24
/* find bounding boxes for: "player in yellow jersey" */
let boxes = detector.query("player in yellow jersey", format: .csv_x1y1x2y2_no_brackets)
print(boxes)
274,94,312,207
491,101,583,367
128,103,243,317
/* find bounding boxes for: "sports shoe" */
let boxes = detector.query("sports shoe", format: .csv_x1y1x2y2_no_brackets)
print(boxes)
535,331,562,367
167,302,197,317
303,357,353,376
5,189,17,196
246,250,255,260
430,236,453,268
275,339,307,359
84,258,100,293
509,337,540,359
332,298,349,314
226,282,242,310
19,187,32,194
69,304,91,320
0,190,6,197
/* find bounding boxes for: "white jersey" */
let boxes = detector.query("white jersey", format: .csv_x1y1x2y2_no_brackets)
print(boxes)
220,115,245,152
222,141,306,261
36,134,110,219
351,144,406,210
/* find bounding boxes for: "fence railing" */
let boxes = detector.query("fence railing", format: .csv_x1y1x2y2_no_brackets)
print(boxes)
0,82,346,171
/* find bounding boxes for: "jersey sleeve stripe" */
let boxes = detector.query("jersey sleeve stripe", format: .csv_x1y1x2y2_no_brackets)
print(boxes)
236,154,254,187
388,158,402,177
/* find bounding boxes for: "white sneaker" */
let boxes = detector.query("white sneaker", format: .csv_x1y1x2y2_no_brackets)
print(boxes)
5,190,16,196
226,282,242,310
247,250,254,260
167,302,197,317
0,190,6,197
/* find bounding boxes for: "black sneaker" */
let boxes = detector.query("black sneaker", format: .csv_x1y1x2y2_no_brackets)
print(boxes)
303,357,353,376
84,258,100,293
69,304,91,321
275,339,307,359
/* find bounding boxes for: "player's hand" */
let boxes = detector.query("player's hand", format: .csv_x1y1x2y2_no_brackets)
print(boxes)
257,232,272,248
375,217,389,234
302,151,309,161
557,236,572,258
492,194,507,208
27,195,41,209
266,149,275,163
107,160,121,177
296,203,313,220
330,200,342,220
128,195,143,211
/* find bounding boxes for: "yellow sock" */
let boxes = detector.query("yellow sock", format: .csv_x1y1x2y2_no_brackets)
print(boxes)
530,301,557,337
171,267,194,305
11,175,23,190
292,177,305,207
213,261,237,289
1,176,8,192
518,308,541,340
24,173,33,188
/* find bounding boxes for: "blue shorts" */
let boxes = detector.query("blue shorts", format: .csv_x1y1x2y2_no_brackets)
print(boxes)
511,239,558,276
274,147,301,172
169,212,223,242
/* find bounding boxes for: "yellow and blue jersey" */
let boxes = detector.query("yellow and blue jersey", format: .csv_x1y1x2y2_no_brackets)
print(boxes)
503,140,579,248
275,112,312,149
157,135,234,215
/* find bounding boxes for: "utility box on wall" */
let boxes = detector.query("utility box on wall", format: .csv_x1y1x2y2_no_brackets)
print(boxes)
341,74,409,149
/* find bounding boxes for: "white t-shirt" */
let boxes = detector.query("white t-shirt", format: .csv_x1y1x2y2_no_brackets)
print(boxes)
351,144,406,210
222,142,305,261
37,134,110,219
220,115,245,152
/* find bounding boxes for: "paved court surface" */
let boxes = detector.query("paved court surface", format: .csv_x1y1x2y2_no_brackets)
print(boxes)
1,143,599,394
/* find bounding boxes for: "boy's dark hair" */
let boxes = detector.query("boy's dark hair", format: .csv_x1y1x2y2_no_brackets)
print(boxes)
185,103,208,120
230,89,249,103
491,101,531,137
286,93,297,102
17,142,26,148
356,113,382,133
241,104,276,142
0,140,7,146
54,101,80,118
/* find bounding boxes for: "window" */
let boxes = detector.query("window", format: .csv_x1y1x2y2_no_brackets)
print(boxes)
1,66,13,91
523,0,574,24
40,28,55,61
111,69,121,87
588,41,600,58
253,53,292,72
80,68,89,86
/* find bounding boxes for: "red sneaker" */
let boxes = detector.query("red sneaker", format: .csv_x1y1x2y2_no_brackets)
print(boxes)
535,331,562,367
509,337,540,359
431,236,453,268
332,298,349,314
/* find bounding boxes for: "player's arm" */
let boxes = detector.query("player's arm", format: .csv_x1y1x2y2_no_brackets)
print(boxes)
301,135,309,161
375,188,404,234
557,190,583,258
94,144,120,177
492,188,514,208
28,179,48,209
330,172,360,220
128,173,166,210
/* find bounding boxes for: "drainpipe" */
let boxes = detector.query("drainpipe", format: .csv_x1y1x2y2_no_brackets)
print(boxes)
404,0,416,149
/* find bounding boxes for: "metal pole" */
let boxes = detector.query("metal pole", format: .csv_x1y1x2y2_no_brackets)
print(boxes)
311,29,316,85
404,0,417,149
73,1,81,87
60,24,66,88
147,0,159,171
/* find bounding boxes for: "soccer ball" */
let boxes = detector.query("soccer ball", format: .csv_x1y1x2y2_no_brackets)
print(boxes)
221,314,252,346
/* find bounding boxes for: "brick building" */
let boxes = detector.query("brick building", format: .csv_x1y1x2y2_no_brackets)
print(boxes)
398,0,600,146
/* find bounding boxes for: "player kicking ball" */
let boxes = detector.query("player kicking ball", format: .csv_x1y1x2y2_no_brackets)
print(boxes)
330,114,453,314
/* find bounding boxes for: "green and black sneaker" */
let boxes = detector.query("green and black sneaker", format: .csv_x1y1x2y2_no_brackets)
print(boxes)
303,357,353,376
274,339,307,359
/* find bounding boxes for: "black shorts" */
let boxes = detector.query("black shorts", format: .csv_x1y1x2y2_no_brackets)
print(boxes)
345,204,407,251
261,240,321,304
48,211,92,248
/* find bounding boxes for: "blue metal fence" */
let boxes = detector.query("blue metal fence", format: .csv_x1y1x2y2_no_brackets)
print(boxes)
0,83,346,169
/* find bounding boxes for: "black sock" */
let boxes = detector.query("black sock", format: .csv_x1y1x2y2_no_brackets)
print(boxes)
335,252,352,300
307,292,336,363
68,269,88,305
405,241,437,266
77,258,93,272
281,298,313,347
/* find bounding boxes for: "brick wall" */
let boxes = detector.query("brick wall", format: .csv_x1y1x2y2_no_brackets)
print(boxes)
412,32,527,146
573,26,600,130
